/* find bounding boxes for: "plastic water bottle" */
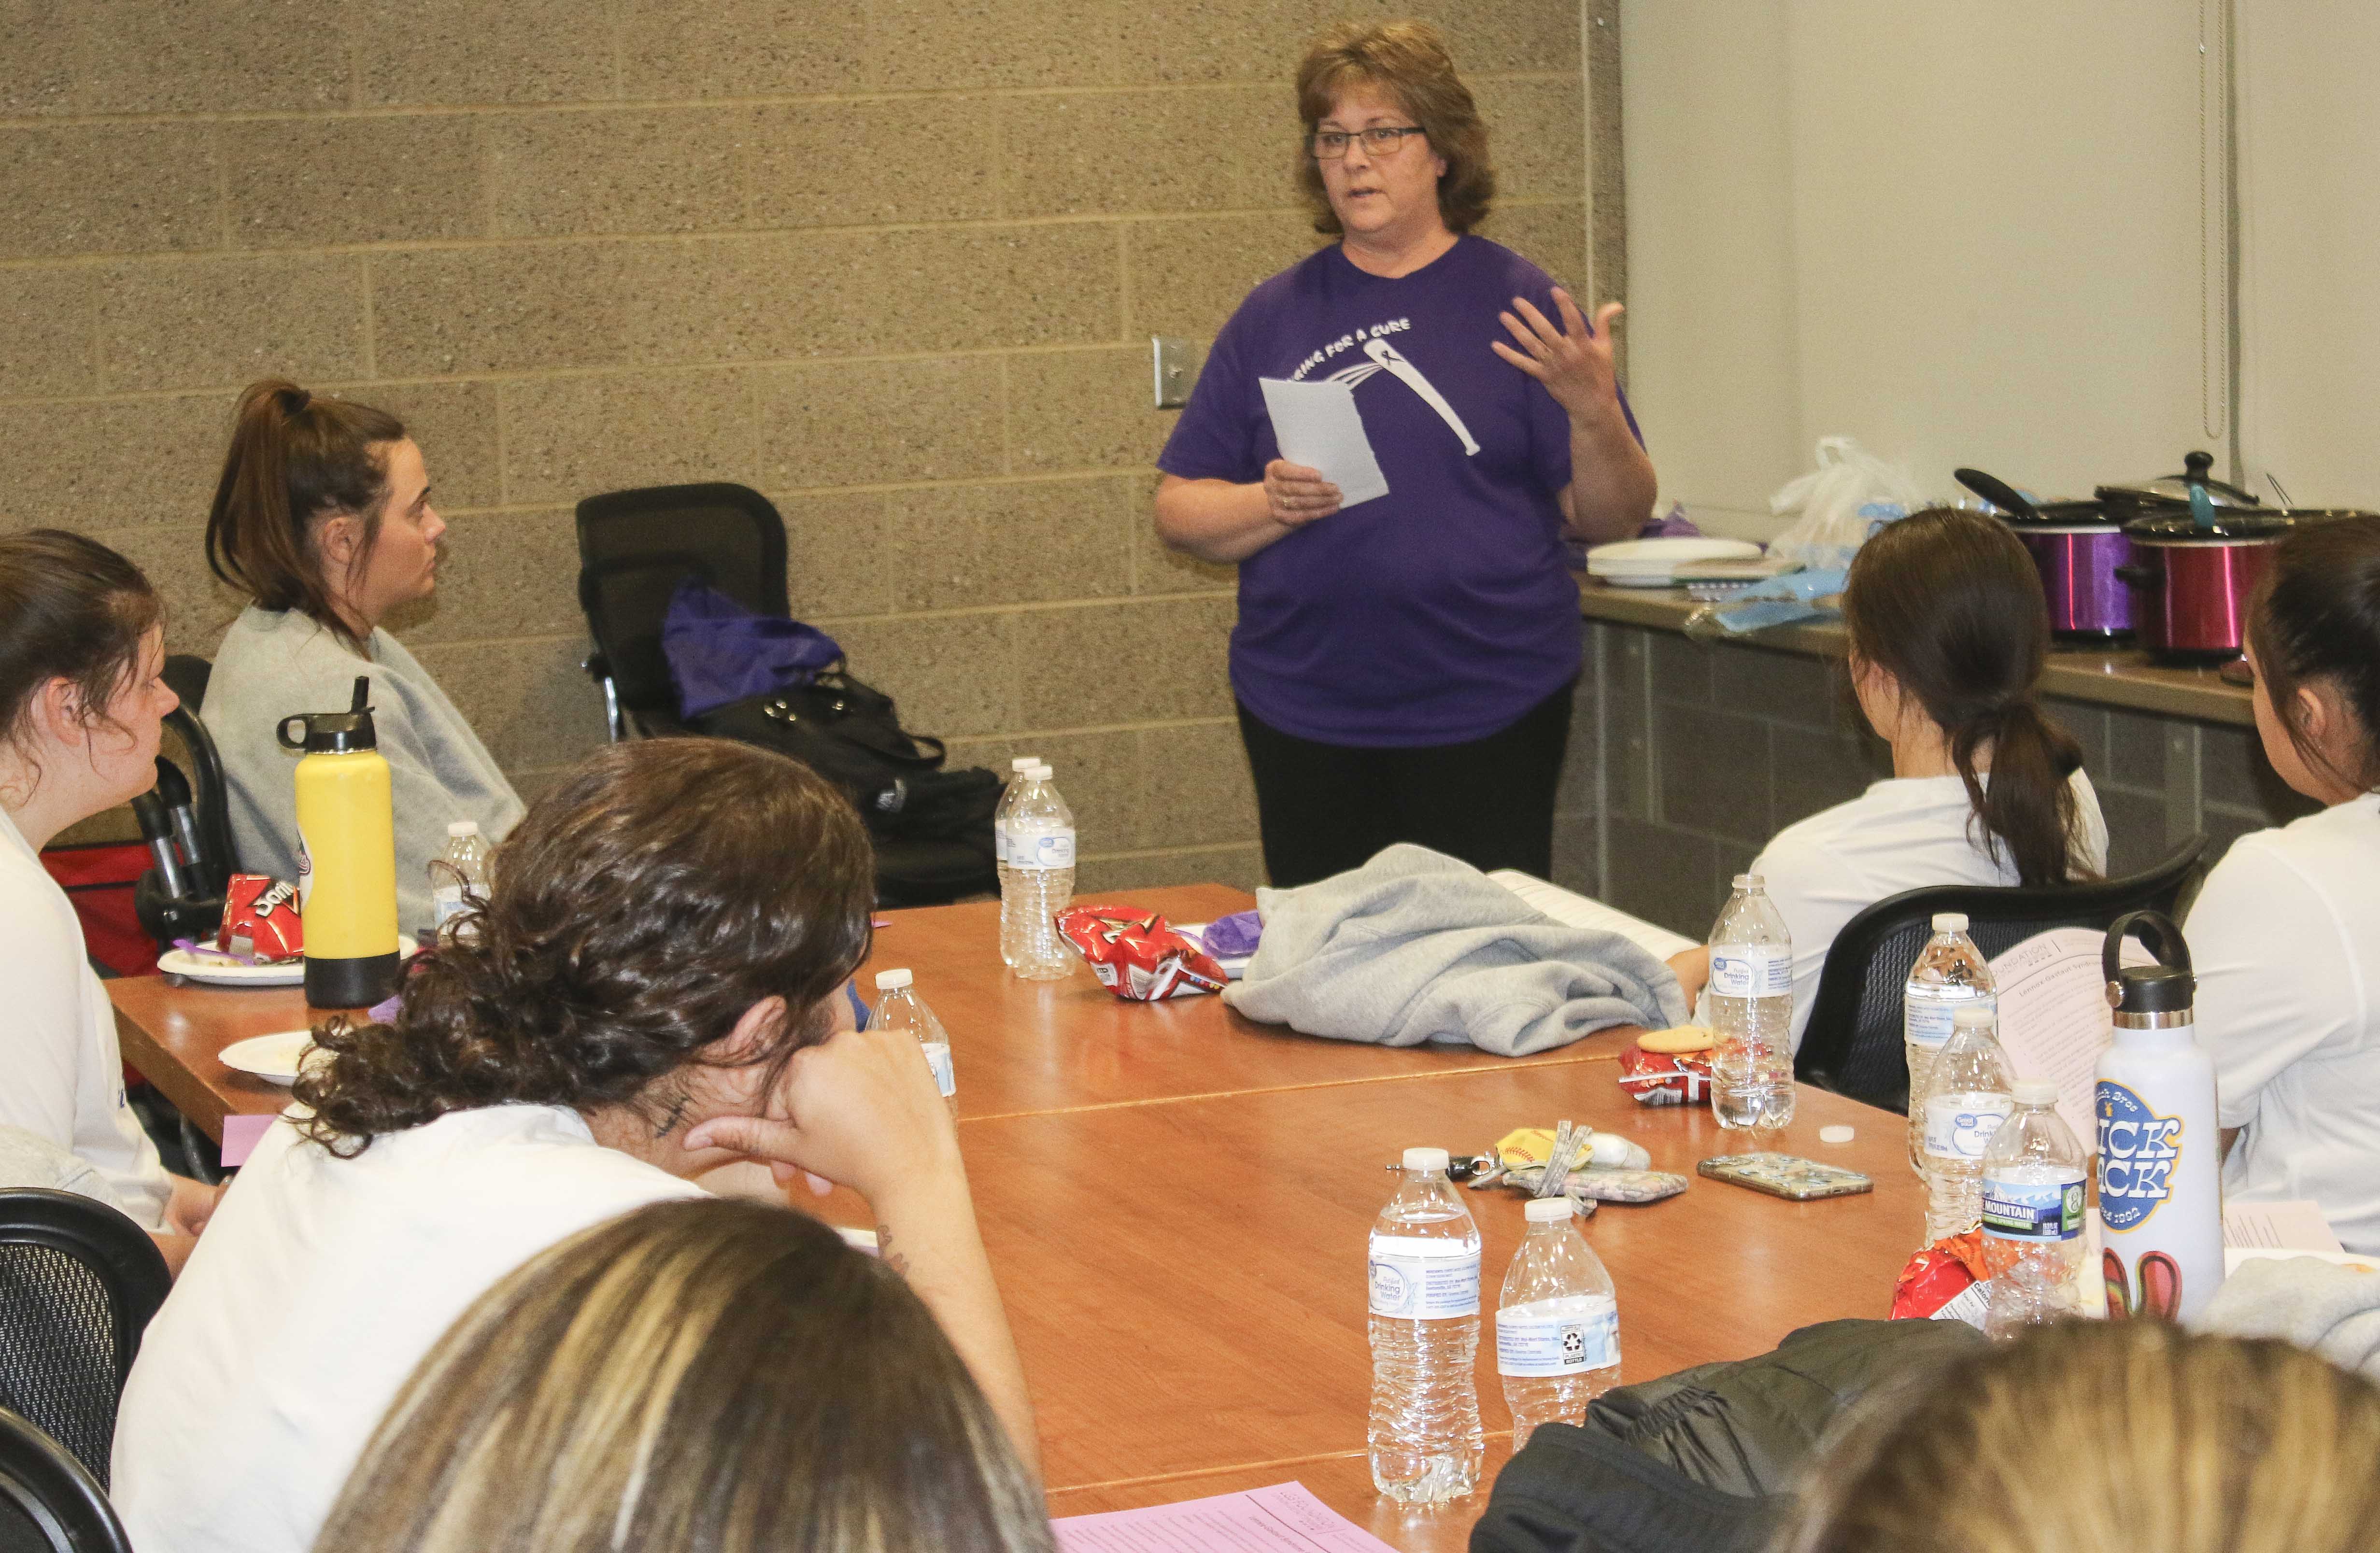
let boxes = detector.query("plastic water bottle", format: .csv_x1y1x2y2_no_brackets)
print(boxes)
871,968,955,1115
993,755,1039,968
1005,763,1075,982
1980,1079,2086,1339
426,820,489,935
1497,1197,1619,1453
1368,1147,1484,1504
1707,875,1795,1141
1919,1005,2015,1244
1903,913,1996,1178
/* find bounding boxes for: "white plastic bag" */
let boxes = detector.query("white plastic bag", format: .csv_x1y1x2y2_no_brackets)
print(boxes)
1766,437,1925,570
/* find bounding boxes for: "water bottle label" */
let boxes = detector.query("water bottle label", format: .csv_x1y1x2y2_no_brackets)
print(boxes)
1923,1093,2013,1160
921,1041,955,1098
1495,1297,1617,1377
1709,946,1790,999
1016,830,1076,869
1981,1172,2085,1241
1367,1237,1480,1319
993,817,1009,865
432,884,465,926
2096,1081,2186,1230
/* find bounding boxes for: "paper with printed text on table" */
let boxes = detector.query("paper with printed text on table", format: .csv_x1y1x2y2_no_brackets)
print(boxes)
1988,926,2155,1151
1488,870,1699,962
1053,1481,1401,1553
1259,377,1391,509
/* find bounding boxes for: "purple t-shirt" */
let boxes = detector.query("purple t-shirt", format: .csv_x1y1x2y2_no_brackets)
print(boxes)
1159,235,1638,747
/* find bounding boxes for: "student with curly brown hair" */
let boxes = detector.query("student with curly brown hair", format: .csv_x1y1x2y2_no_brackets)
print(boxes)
111,739,1033,1553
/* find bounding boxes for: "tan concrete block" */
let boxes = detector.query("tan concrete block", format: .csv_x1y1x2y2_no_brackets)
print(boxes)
1009,346,1176,475
945,727,1137,854
501,371,759,508
1074,844,1264,893
354,0,617,107
745,98,997,228
1473,201,1587,292
889,477,1130,614
0,125,219,259
998,87,1292,219
487,109,744,240
755,357,1003,491
87,522,244,659
780,490,901,621
1011,594,1233,729
98,256,368,395
61,0,350,115
351,381,504,513
863,0,1129,92
1124,212,1321,339
0,268,98,397
619,0,864,98
825,611,1017,739
223,116,481,249
1138,720,1257,850
0,0,75,114
0,395,229,531
1333,0,1582,75
1133,0,1339,86
773,224,1122,359
1473,77,1583,201
386,507,583,646
411,634,608,773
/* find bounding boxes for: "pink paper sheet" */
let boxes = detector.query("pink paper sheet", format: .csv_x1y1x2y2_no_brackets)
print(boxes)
1053,1482,1400,1553
219,1113,275,1168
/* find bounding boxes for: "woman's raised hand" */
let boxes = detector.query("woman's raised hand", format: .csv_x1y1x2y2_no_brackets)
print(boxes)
1262,459,1343,527
1493,288,1624,424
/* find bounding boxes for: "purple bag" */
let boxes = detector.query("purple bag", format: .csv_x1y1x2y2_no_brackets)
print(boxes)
661,579,843,720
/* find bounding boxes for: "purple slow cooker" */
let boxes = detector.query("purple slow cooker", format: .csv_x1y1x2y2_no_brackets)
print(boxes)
1955,467,2135,639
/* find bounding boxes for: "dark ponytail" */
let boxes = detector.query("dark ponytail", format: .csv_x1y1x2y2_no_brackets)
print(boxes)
2248,514,2380,793
1842,508,2090,887
0,529,161,772
204,378,406,649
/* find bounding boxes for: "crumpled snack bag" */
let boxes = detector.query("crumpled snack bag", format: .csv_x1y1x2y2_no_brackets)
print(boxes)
1889,1231,1993,1320
1616,1027,1715,1106
218,874,304,962
1056,906,1227,1002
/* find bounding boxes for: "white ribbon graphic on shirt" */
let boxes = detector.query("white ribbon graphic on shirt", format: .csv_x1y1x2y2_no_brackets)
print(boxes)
1326,339,1481,456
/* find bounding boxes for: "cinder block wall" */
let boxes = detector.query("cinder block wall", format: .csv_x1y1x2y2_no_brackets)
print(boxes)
5,0,1620,885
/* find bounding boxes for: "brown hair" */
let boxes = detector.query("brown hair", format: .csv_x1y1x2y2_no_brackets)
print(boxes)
1294,20,1495,236
313,1198,1054,1553
1776,1320,2380,1553
2246,513,2380,793
1842,508,2090,887
293,739,874,1155
0,529,162,774
204,378,407,649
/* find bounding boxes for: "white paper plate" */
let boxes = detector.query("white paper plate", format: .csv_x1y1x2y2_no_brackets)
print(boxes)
217,1030,319,1086
1586,537,1762,587
156,938,417,988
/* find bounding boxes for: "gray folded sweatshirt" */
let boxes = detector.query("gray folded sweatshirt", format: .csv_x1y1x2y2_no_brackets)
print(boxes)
2194,1254,2380,1382
1221,844,1689,1055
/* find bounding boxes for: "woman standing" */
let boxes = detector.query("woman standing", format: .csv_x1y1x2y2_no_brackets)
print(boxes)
1155,20,1656,889
202,379,522,936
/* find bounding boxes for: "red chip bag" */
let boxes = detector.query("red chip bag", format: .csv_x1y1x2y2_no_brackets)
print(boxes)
1055,906,1227,1002
218,874,304,962
1616,1043,1714,1106
1889,1232,1993,1320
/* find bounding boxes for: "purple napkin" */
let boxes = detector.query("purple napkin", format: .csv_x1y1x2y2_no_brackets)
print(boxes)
1200,909,1263,959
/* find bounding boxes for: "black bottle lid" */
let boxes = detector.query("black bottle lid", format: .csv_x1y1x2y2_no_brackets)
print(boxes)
276,676,380,754
2103,909,2195,1019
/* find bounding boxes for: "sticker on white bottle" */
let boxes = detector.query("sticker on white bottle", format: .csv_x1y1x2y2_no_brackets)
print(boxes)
1708,946,1791,999
992,818,1010,866
921,1041,955,1098
1924,1093,2014,1160
1495,1295,1619,1377
1017,830,1076,869
1368,1236,1480,1319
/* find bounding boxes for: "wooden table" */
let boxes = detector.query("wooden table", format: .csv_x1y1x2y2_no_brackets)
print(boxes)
109,884,1919,1550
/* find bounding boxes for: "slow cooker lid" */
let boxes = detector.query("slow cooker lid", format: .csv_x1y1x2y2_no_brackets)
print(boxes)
2125,510,2313,540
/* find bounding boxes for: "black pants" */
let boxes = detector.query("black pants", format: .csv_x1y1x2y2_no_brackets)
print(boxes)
1236,677,1577,889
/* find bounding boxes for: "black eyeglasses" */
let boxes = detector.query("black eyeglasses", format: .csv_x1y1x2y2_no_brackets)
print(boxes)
1309,125,1427,159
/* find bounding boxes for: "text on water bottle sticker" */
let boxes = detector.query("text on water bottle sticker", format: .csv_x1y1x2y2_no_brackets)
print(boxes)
1923,1093,2013,1160
1015,830,1077,869
922,1042,955,1098
1903,997,1991,1051
1981,1172,2086,1241
1495,1297,1618,1377
1368,1237,1481,1319
1709,946,1791,999
2096,1082,2185,1230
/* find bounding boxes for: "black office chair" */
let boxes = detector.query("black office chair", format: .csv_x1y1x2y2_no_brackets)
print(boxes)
131,657,239,951
0,1192,171,1490
0,1407,132,1553
1794,837,2209,1113
574,483,995,907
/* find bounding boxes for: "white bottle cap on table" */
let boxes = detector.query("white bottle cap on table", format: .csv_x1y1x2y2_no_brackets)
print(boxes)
1932,911,1968,931
1819,1125,1855,1144
1953,1004,1995,1030
1524,1197,1573,1223
448,820,479,837
874,968,913,991
2012,1079,2059,1105
1402,1146,1450,1174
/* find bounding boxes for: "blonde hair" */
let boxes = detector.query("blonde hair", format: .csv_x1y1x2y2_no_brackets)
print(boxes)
1777,1321,2380,1553
1293,19,1494,236
313,1199,1054,1553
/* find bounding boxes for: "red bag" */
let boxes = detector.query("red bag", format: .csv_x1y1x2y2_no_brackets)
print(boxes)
1055,906,1227,1002
218,875,304,962
1616,1043,1714,1106
1890,1232,1993,1320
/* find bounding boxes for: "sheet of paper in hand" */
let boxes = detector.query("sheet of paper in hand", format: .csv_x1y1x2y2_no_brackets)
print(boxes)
1259,376,1391,509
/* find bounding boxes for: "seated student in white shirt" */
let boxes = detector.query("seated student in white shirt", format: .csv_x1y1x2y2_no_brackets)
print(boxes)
2191,515,2380,1256
112,739,1035,1553
0,531,226,1274
1669,509,2108,1049
312,1198,1054,1553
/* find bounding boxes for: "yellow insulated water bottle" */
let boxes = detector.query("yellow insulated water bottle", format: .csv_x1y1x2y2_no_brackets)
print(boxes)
276,676,399,1009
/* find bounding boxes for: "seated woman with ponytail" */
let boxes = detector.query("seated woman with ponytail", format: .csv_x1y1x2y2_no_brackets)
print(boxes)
1669,509,2108,1049
203,379,522,936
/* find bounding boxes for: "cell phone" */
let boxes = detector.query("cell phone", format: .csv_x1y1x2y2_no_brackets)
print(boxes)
1698,1153,1874,1201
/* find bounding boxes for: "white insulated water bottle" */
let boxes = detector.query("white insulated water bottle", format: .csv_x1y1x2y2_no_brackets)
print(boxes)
2095,910,2224,1325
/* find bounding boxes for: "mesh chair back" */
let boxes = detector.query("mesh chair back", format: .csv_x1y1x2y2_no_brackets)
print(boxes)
0,1406,131,1553
576,484,790,724
158,703,237,898
1794,837,2208,1113
0,1194,171,1489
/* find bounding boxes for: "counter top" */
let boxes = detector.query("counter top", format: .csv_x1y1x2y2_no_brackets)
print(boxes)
1578,579,2254,727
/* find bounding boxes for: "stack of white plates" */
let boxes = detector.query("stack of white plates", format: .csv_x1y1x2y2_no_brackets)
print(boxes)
1584,537,1763,588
